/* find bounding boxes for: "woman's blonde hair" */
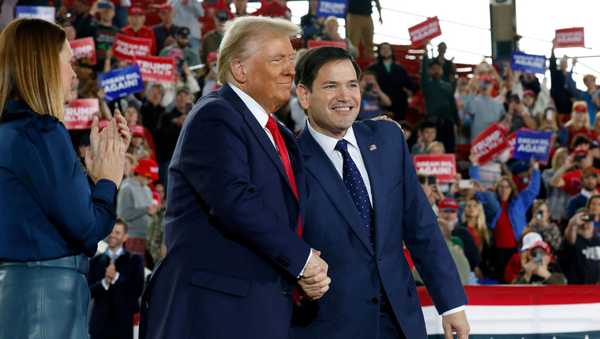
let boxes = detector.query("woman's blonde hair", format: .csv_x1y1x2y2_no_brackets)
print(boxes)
550,147,568,170
565,100,590,129
462,198,490,245
217,16,299,84
0,18,67,120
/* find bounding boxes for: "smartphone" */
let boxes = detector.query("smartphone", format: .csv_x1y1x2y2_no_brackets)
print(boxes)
458,179,474,190
535,211,543,221
532,249,544,265
581,214,594,223
427,176,437,185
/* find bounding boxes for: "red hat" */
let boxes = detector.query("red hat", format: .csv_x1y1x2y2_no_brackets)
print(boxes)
134,158,159,181
152,190,161,206
131,125,145,137
128,6,145,16
573,102,588,113
522,89,535,97
438,197,459,211
153,2,172,11
207,52,218,63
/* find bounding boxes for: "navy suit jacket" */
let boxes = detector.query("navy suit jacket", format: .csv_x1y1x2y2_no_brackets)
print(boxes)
88,251,145,339
140,84,311,339
290,121,467,339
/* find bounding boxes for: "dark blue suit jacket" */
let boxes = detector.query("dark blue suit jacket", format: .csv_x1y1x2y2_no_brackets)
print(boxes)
140,85,311,339
291,121,467,339
88,250,145,339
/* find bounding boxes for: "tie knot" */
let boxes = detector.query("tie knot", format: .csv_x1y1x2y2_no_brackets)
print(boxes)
335,139,349,154
265,116,278,134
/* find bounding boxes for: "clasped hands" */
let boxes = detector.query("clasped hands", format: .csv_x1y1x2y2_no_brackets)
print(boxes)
298,249,331,301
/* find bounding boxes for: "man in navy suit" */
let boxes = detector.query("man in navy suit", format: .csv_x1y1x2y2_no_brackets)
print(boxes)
140,17,331,339
291,47,469,339
88,220,145,339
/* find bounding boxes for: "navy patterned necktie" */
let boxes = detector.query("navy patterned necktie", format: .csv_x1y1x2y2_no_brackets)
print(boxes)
335,139,372,233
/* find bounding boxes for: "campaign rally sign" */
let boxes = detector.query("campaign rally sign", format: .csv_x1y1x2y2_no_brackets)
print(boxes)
307,39,348,50
112,33,152,62
316,0,347,18
511,52,546,74
555,27,585,48
413,154,456,183
471,123,509,165
16,6,55,23
64,99,100,130
513,130,553,162
70,37,96,65
98,65,144,102
135,55,176,83
408,17,441,47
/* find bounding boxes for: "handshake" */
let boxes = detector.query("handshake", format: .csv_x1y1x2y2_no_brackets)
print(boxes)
298,249,331,301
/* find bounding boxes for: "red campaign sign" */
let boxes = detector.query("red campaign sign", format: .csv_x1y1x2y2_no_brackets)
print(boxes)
413,154,456,183
306,39,348,50
555,27,585,48
135,55,176,83
70,37,96,65
408,16,442,47
470,123,509,165
112,33,152,62
64,99,99,130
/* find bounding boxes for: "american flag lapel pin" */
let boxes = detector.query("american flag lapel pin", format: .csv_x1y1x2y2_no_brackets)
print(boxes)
369,144,377,151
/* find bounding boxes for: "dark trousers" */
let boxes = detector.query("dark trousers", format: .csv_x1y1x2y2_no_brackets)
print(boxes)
435,119,456,153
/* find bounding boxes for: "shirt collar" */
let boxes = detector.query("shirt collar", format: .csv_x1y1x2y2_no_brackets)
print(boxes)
107,246,124,259
307,119,358,154
581,189,595,198
229,83,270,128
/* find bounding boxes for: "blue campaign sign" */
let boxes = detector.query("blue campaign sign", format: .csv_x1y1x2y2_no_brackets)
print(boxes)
15,6,55,23
316,0,347,18
511,52,547,74
513,130,553,162
98,65,144,102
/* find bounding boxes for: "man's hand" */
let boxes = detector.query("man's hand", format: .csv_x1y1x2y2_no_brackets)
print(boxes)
298,250,331,300
105,262,117,284
442,310,470,339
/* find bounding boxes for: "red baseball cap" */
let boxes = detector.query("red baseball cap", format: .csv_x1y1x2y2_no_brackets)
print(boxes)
128,6,145,16
134,158,159,181
131,125,145,137
438,197,459,211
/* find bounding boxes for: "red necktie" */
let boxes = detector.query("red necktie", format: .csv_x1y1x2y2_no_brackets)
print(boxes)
265,116,305,304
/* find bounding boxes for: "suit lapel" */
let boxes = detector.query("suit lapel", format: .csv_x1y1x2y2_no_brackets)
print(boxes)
298,128,374,256
219,85,296,201
353,124,388,256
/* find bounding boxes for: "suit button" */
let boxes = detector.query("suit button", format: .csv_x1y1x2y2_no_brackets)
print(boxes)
371,297,379,304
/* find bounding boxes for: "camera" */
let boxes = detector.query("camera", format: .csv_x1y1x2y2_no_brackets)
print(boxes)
532,249,544,265
581,213,595,223
365,82,374,92
535,211,543,221
427,176,437,185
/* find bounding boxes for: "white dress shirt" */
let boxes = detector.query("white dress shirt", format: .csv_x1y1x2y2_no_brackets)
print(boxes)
307,120,464,317
229,84,312,277
307,121,373,205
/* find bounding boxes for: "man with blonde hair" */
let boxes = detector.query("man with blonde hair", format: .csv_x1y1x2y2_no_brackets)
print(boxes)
140,16,330,339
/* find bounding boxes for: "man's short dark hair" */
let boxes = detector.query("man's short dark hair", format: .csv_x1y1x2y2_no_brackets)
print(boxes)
295,47,361,90
419,120,437,131
115,219,129,234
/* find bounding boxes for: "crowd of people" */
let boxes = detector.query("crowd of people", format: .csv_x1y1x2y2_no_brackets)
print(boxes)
1,0,599,336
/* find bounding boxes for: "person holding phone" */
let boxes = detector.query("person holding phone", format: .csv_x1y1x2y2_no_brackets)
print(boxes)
511,232,566,285
523,200,562,252
560,210,600,284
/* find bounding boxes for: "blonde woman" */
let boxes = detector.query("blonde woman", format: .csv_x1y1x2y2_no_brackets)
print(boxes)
561,100,598,147
0,19,130,338
461,198,490,253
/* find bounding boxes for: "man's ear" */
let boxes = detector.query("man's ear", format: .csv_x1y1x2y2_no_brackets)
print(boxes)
295,83,311,110
230,58,247,84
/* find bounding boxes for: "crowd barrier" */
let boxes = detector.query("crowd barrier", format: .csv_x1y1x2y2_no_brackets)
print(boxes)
420,285,600,338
